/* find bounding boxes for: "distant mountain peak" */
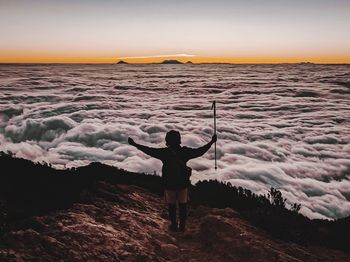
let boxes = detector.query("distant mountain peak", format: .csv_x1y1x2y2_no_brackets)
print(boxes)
116,60,128,64
160,60,183,64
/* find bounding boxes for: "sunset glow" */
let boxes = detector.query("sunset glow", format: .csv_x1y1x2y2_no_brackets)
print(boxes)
1,0,349,64
1,52,350,64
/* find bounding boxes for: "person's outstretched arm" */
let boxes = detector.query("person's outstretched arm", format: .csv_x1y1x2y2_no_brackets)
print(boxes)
185,134,217,159
128,137,164,160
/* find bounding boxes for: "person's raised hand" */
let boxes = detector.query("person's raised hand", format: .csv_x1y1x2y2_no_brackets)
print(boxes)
211,134,217,143
128,137,136,146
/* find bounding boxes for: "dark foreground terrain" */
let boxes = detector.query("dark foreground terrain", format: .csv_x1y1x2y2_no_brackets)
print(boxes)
0,152,349,261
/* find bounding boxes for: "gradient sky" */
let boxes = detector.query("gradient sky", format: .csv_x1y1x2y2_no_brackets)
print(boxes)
1,0,350,63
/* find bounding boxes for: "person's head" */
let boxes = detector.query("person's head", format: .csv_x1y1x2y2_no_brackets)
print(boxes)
165,130,181,147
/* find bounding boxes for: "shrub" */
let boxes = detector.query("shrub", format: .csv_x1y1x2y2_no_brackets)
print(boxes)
268,187,286,208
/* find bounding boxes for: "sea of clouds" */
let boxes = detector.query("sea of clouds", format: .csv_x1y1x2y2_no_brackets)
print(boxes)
0,64,349,219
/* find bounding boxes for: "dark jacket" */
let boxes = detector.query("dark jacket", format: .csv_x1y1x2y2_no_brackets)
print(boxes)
134,142,213,190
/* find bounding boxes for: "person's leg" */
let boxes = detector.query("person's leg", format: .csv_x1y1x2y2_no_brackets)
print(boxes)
177,188,188,232
165,190,177,231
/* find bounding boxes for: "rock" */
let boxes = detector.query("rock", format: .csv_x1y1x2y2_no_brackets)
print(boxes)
160,243,179,259
6,229,42,248
0,159,349,262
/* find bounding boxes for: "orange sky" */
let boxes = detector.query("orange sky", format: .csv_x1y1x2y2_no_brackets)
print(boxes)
1,1,349,64
1,51,349,64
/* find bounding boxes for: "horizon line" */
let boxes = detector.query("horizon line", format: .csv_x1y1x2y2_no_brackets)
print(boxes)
2,53,350,64
1,61,350,65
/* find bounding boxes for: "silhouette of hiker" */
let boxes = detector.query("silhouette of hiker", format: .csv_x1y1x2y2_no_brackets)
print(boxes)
128,130,217,232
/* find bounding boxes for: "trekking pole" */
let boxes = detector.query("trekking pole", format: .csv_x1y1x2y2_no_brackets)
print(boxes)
211,101,217,170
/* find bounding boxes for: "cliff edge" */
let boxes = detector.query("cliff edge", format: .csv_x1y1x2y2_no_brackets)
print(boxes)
0,153,349,261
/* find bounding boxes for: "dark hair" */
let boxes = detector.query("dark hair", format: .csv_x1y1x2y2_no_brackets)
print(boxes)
165,130,181,147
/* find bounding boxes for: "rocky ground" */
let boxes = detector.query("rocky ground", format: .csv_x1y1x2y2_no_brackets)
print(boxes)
1,181,349,262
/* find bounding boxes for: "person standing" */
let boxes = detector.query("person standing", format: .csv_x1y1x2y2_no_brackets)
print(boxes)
128,130,217,232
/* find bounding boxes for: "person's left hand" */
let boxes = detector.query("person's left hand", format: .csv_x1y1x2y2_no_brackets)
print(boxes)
128,137,136,146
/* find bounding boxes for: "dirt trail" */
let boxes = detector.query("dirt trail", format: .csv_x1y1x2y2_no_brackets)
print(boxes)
0,182,349,261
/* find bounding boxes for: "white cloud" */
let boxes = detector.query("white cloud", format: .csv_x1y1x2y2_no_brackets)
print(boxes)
0,64,349,219
117,54,196,59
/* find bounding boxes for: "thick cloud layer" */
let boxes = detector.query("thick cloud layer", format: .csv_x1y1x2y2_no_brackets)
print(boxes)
0,64,349,219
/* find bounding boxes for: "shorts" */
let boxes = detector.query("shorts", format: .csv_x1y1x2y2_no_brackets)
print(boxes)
164,188,189,204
